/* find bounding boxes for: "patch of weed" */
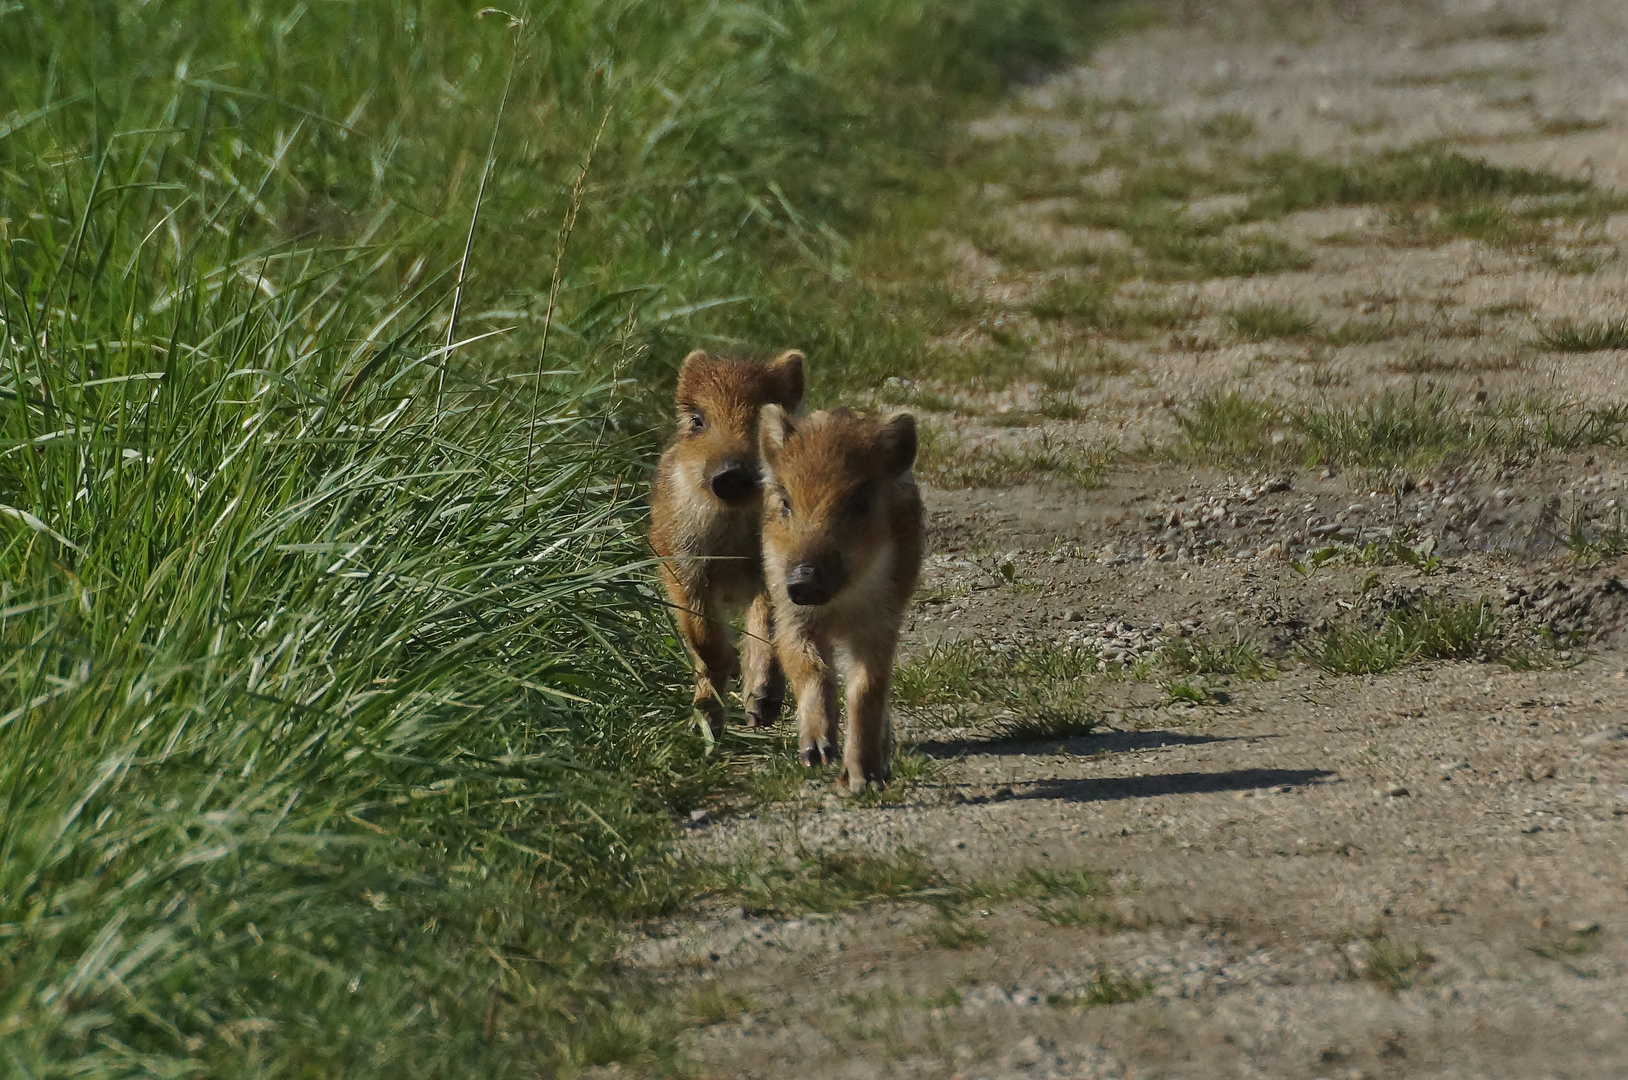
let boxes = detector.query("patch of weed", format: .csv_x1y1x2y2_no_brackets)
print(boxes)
713,849,947,917
1307,597,1502,675
1536,115,1610,136
920,914,991,950
1529,924,1601,976
1007,866,1112,900
1172,393,1292,463
1145,234,1310,279
1300,388,1475,468
919,428,1116,489
1565,505,1628,562
1436,202,1549,248
1047,966,1150,1009
853,748,940,807
1250,148,1586,217
1225,302,1319,341
1163,679,1210,705
985,397,1091,427
1199,112,1258,142
1036,898,1127,929
1320,317,1393,347
1031,277,1116,320
1162,635,1272,679
1364,936,1433,992
1536,317,1628,352
894,639,1104,708
683,984,756,1026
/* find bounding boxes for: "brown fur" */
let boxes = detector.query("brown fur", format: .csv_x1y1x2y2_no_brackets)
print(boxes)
757,405,924,792
650,349,805,735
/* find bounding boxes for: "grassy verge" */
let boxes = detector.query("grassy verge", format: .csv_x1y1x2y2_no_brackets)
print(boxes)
0,0,1124,1073
1174,388,1628,469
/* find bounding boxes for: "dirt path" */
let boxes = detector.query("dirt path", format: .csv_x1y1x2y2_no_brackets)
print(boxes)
630,4,1628,1077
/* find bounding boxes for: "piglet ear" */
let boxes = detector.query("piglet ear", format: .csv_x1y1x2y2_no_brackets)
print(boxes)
675,349,710,402
877,412,917,475
759,403,795,464
766,349,806,409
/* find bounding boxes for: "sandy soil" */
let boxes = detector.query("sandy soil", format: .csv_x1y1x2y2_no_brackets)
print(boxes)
625,3,1628,1077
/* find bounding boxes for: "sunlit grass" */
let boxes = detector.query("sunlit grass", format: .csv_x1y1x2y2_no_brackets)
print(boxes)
0,0,1123,1072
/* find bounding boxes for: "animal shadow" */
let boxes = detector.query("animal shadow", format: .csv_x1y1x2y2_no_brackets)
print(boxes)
1018,768,1336,803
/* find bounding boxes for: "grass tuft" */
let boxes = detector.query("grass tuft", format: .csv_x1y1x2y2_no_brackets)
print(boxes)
683,985,756,1026
920,914,992,949
1173,393,1291,463
1225,302,1319,341
1307,598,1503,675
1537,317,1628,352
1047,966,1150,1008
1249,148,1587,217
711,849,947,917
918,428,1117,489
1364,937,1434,993
1162,636,1272,680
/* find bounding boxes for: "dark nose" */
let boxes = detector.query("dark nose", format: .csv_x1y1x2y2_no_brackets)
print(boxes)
709,462,757,504
785,562,833,607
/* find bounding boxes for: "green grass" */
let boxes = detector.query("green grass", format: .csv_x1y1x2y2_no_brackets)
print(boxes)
1172,393,1291,463
1306,598,1504,675
711,849,948,916
682,985,756,1026
1175,389,1628,467
1161,636,1271,680
1565,505,1628,562
1364,937,1433,993
0,0,1123,1072
1225,302,1319,341
920,914,991,949
1248,148,1589,217
1299,389,1477,467
918,427,1116,488
1537,317,1628,352
1047,966,1150,1008
1529,924,1601,977
893,639,1104,708
1320,316,1393,346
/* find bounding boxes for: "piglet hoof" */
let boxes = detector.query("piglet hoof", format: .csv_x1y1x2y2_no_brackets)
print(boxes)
837,770,882,796
800,741,836,768
839,763,888,795
743,693,784,729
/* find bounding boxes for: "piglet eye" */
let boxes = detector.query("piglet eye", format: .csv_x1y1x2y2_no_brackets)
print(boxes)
686,412,705,433
846,488,871,518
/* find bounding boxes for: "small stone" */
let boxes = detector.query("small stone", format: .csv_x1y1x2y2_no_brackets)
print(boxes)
1570,921,1602,936
1524,761,1557,782
1065,609,1084,622
1582,727,1628,748
689,808,712,825
1385,782,1409,797
992,785,1016,802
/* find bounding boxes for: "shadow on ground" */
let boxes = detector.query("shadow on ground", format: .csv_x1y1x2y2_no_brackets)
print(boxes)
915,728,1246,759
1013,767,1337,802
